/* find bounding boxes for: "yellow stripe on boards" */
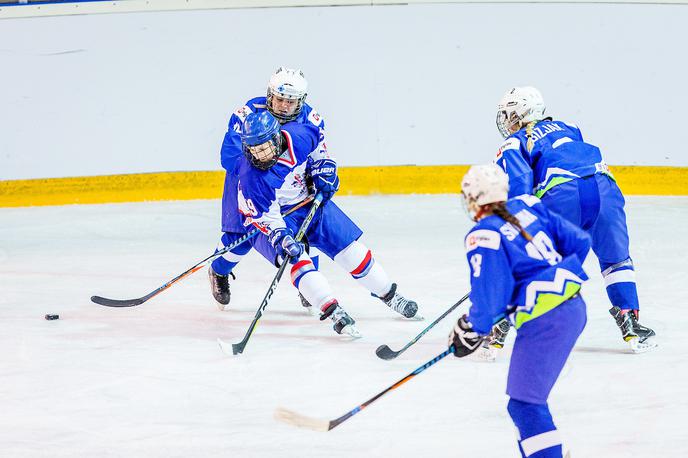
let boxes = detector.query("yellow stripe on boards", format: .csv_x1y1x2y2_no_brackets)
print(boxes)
0,165,686,208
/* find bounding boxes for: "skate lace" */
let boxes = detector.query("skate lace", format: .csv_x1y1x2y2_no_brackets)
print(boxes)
386,293,411,314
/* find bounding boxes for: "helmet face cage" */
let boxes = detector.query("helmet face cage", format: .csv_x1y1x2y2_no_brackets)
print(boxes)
243,134,282,170
496,107,522,139
496,87,545,139
266,67,308,123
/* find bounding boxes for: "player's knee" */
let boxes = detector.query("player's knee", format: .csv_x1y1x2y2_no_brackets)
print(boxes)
334,241,375,278
507,399,555,436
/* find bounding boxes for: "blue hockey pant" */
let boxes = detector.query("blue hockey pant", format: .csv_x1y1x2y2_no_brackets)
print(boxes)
541,174,640,310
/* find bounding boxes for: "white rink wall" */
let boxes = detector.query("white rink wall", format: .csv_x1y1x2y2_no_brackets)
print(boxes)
1,1,687,180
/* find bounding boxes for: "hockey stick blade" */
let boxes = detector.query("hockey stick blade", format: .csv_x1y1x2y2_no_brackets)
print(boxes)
274,346,455,432
374,293,470,360
274,407,331,432
90,196,315,309
375,344,400,360
90,295,146,307
217,338,235,356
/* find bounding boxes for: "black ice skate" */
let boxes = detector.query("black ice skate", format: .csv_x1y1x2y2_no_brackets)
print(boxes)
609,306,657,353
208,266,232,311
320,300,361,338
377,283,424,320
628,310,656,342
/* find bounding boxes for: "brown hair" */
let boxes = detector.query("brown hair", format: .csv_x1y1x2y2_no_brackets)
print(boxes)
486,202,533,242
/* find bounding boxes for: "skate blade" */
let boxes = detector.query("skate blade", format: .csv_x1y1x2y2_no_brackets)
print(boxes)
216,302,231,312
340,324,362,339
303,306,318,316
629,337,658,354
406,311,425,321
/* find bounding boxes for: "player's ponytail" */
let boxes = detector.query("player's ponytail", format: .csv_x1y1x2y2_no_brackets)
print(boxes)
489,203,533,242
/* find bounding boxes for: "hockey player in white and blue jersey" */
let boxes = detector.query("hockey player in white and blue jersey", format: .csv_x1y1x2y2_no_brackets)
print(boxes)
236,111,424,336
208,67,326,312
449,164,590,458
493,87,656,353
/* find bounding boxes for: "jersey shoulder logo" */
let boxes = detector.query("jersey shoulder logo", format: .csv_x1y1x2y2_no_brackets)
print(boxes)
465,229,501,253
308,110,323,127
233,105,253,122
497,138,520,159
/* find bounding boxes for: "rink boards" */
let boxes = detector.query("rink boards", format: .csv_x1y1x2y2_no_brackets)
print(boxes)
0,165,686,207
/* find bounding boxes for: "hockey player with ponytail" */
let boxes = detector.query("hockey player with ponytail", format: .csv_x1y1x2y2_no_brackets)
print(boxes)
236,111,424,337
492,86,656,353
449,164,590,458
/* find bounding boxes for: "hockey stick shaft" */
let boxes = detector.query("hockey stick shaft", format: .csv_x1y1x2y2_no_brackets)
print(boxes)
230,193,324,355
275,346,455,431
376,292,470,360
91,196,315,307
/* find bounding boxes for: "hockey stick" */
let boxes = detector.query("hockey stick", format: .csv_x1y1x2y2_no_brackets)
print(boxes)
218,193,324,356
275,345,455,431
375,292,470,360
90,196,315,308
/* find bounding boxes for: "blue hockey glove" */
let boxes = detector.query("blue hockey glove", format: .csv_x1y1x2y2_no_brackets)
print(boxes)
448,314,484,357
268,228,304,264
310,159,340,202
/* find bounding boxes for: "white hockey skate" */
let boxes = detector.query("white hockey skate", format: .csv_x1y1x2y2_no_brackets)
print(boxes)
378,283,424,321
320,301,362,338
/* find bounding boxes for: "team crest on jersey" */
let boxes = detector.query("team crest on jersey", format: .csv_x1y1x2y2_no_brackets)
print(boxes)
465,229,501,252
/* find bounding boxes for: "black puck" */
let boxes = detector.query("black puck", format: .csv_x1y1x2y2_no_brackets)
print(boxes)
45,314,60,320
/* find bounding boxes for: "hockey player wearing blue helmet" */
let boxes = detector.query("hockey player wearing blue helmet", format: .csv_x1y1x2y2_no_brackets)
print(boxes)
208,67,326,313
234,111,424,337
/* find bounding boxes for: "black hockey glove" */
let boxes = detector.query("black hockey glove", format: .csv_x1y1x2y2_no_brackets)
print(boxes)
448,314,484,357
310,158,340,202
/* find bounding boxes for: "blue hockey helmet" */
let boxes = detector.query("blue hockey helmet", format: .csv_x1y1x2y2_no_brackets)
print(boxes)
241,111,282,170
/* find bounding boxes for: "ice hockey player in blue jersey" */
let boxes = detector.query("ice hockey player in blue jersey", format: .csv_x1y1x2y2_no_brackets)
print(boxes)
449,164,590,458
493,86,656,353
208,67,326,313
235,111,424,337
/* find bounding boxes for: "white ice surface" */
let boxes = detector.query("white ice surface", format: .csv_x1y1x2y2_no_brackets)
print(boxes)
1,195,686,457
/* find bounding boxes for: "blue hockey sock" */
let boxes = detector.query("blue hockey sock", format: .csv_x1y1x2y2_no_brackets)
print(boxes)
507,399,562,458
601,259,639,310
210,232,253,276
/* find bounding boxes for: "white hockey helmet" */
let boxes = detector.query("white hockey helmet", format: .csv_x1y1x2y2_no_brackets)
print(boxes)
496,86,546,139
461,164,510,220
267,67,308,122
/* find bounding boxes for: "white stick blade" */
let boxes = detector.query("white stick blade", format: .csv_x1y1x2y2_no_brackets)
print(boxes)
217,338,234,356
274,407,330,432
